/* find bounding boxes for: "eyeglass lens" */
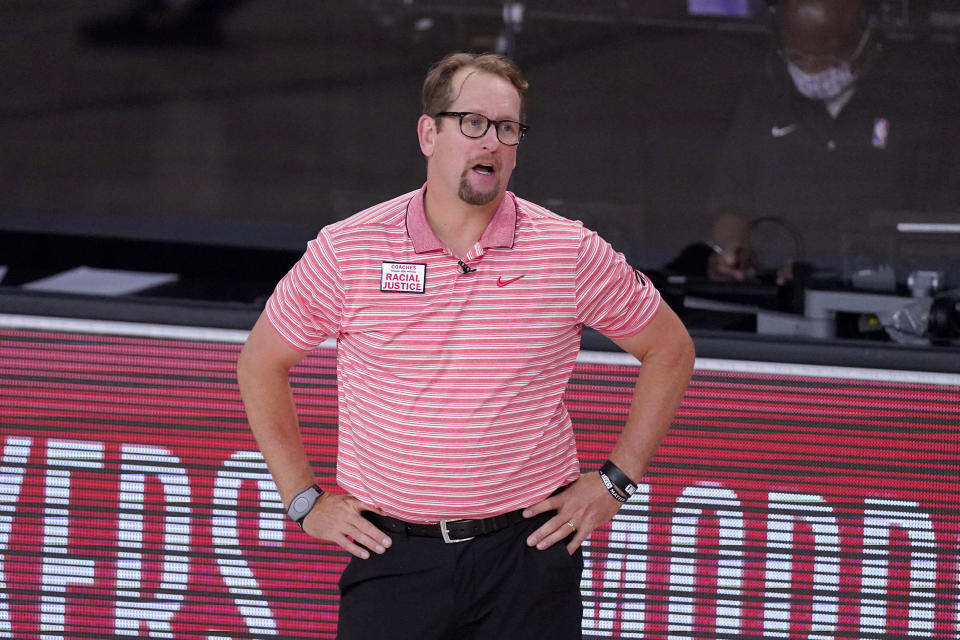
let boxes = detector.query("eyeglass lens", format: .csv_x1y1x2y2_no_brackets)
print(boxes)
460,114,523,145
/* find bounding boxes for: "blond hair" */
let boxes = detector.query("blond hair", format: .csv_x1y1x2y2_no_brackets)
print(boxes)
421,52,528,121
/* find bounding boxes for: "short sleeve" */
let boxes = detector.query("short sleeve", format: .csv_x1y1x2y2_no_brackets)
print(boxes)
575,228,661,339
264,229,343,352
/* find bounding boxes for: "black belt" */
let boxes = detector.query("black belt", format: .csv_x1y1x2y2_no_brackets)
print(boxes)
364,509,527,544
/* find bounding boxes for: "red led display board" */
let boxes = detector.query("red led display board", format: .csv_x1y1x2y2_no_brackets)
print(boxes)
0,324,958,638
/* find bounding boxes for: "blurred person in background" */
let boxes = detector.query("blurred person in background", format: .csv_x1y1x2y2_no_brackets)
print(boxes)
663,211,756,282
708,0,960,274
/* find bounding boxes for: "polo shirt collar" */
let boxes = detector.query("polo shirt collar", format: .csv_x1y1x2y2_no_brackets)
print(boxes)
406,184,517,254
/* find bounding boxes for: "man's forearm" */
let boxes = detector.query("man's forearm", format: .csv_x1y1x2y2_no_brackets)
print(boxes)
237,354,317,507
609,362,691,482
609,318,695,483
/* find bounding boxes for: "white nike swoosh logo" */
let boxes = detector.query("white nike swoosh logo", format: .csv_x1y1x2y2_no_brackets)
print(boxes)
771,123,798,137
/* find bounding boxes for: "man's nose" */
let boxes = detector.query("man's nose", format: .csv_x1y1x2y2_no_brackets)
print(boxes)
796,54,833,74
480,124,500,148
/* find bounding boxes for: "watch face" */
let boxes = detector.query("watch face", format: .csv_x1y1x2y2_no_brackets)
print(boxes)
289,486,321,522
292,495,311,513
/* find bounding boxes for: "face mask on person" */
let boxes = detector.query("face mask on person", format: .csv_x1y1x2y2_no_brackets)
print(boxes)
786,61,857,102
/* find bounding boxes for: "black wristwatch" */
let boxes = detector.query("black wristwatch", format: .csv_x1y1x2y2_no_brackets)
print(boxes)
287,483,325,528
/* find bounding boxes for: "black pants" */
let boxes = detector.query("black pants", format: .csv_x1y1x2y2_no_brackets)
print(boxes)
336,512,583,640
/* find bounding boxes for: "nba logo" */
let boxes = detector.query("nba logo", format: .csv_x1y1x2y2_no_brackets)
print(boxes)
872,117,889,149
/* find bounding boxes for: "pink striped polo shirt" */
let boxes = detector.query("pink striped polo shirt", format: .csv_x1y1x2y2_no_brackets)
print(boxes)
265,186,661,522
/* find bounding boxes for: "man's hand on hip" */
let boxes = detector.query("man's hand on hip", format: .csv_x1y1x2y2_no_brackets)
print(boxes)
301,493,392,559
522,472,623,555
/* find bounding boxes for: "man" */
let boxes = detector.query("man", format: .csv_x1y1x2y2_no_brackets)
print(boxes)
237,52,694,639
664,211,755,282
708,0,959,273
776,0,880,113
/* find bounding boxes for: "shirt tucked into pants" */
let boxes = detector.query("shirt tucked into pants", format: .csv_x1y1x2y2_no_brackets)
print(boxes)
336,511,583,640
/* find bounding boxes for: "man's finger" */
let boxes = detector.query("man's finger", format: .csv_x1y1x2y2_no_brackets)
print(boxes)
566,532,584,555
527,512,574,550
342,498,393,552
346,519,391,555
338,534,373,560
300,494,392,557
521,496,556,519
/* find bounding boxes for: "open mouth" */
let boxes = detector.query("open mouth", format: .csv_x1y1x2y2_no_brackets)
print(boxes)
473,162,495,176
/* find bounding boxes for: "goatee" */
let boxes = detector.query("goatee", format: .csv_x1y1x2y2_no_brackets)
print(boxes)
458,176,499,206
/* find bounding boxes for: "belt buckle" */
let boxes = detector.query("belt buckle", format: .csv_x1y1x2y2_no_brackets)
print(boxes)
439,519,474,544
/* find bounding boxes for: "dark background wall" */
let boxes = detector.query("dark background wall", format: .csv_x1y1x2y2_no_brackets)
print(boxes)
1,1,957,295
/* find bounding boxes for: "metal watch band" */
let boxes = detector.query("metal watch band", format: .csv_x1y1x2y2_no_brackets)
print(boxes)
287,483,324,528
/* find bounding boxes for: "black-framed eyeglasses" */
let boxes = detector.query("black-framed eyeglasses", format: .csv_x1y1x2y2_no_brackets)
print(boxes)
435,111,529,146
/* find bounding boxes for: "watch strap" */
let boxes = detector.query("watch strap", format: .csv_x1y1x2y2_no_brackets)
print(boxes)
598,460,637,503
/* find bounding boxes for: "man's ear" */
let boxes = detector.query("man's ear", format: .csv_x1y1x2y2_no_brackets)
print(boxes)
417,114,436,157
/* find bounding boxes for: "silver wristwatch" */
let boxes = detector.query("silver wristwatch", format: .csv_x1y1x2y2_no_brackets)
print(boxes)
287,483,324,528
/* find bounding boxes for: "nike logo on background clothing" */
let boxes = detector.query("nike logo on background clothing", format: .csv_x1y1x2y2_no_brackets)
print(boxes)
496,275,524,287
771,123,798,138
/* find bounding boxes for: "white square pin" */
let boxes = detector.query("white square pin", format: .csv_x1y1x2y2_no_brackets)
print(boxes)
380,262,426,294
